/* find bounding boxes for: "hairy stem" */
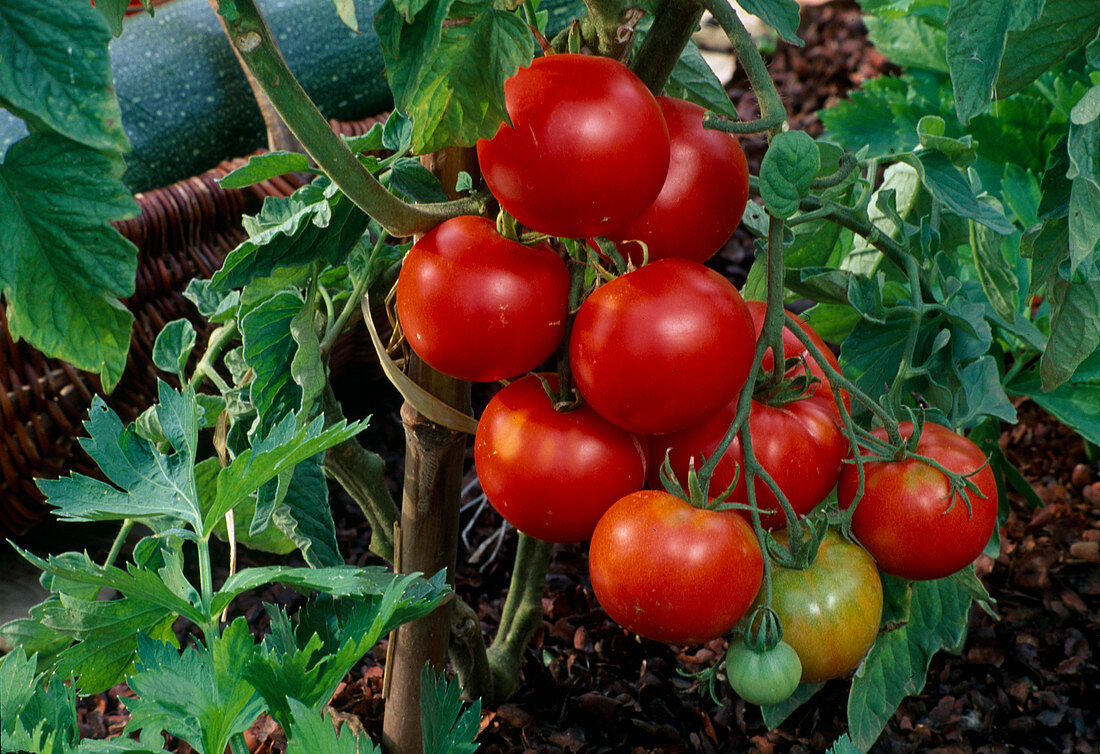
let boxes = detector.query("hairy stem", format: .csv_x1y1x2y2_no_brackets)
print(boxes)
699,0,787,135
217,0,485,237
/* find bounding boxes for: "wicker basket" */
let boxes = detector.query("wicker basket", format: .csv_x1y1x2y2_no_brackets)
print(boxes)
0,115,386,537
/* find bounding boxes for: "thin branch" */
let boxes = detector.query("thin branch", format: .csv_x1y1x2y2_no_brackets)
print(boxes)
631,0,705,94
217,0,486,237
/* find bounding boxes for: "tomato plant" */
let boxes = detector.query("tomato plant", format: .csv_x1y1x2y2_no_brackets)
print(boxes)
474,374,648,543
725,640,802,706
394,215,569,382
476,53,670,238
650,304,846,528
837,421,998,581
606,96,749,265
569,258,756,435
589,490,763,645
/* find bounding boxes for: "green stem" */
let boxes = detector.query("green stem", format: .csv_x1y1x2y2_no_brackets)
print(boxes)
188,321,238,394
631,0,704,94
218,0,485,237
884,252,926,417
699,0,787,136
762,215,787,388
103,519,134,569
581,0,634,58
320,234,389,357
810,151,858,191
197,537,217,639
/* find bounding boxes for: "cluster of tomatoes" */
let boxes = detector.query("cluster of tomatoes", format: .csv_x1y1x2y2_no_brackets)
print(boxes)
394,52,999,702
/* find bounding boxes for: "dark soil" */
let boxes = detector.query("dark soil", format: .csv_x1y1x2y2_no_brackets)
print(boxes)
65,2,1099,753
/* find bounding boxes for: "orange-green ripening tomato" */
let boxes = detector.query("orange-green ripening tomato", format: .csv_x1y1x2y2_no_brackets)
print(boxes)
395,216,569,382
474,374,647,543
765,530,883,683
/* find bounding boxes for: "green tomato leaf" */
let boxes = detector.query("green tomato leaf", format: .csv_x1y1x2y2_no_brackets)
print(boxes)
331,0,359,32
1039,274,1100,391
218,151,314,190
1021,216,1069,297
241,291,307,432
184,279,240,324
406,9,535,154
658,39,740,119
0,647,80,754
269,454,343,568
944,0,1034,124
906,150,1015,234
1008,362,1100,446
388,157,449,203
736,0,802,46
375,0,457,112
198,458,298,557
421,663,482,754
285,699,381,754
1000,163,1041,228
957,355,1018,428
759,682,825,728
759,131,819,219
37,382,202,531
847,577,976,751
0,0,129,152
820,76,929,160
94,0,131,37
864,11,948,74
0,133,139,390
1067,118,1100,275
996,0,1100,98
969,222,1017,320
152,319,197,379
124,619,264,754
825,734,861,754
916,115,976,167
211,178,369,292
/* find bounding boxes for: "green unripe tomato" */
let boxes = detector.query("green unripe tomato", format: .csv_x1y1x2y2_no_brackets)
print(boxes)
725,640,802,706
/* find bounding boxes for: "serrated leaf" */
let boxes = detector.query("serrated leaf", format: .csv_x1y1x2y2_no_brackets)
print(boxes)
0,133,139,390
247,576,447,731
944,0,1025,123
204,413,364,536
736,0,802,46
198,458,298,557
125,619,264,754
406,10,535,154
152,319,197,379
242,292,306,431
760,131,819,218
43,592,177,695
1039,274,1100,390
0,0,129,152
285,699,381,754
826,734,861,754
848,577,976,751
218,151,313,190
37,383,202,530
420,664,481,754
0,647,80,754
820,75,928,160
996,0,1100,98
211,179,369,292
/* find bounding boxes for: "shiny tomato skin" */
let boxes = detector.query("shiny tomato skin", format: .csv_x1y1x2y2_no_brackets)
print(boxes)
476,54,670,238
837,421,998,581
395,216,569,382
474,374,648,543
765,530,883,683
725,640,802,706
649,305,846,528
589,490,763,644
569,258,756,435
606,97,749,265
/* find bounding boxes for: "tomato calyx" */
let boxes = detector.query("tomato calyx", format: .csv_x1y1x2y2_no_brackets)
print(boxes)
764,514,830,570
740,605,784,654
752,354,821,407
656,450,747,513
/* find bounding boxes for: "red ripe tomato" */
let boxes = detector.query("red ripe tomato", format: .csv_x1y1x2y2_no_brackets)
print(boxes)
569,258,755,435
649,305,846,529
476,53,670,238
589,490,763,644
605,97,749,264
837,421,998,581
474,374,648,543
395,216,569,382
765,530,882,683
